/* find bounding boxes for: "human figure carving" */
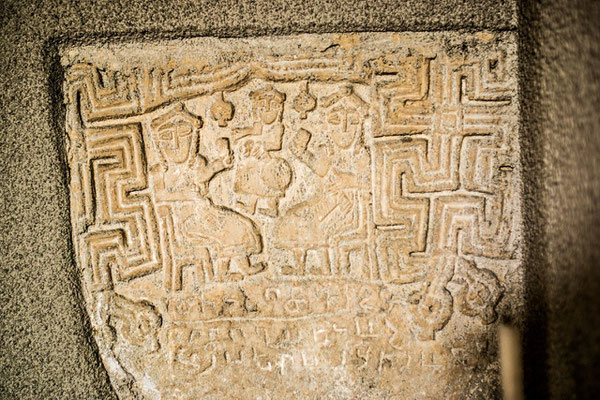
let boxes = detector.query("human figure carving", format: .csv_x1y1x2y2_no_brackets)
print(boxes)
232,86,292,217
149,104,264,283
275,85,370,275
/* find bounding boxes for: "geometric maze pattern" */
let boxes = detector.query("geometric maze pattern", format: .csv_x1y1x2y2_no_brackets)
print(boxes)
62,33,520,399
80,124,161,290
65,41,518,305
371,52,517,334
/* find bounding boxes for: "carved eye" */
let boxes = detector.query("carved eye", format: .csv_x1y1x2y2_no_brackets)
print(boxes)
158,129,174,141
328,112,340,125
176,123,193,137
138,318,150,333
347,112,360,125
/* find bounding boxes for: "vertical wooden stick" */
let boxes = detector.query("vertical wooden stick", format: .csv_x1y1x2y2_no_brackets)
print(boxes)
499,324,524,400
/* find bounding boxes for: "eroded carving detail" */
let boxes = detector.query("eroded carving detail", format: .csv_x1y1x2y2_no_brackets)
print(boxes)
210,91,235,127
233,86,291,217
453,256,504,324
292,81,317,119
149,104,264,285
109,294,162,352
413,254,455,341
63,32,520,399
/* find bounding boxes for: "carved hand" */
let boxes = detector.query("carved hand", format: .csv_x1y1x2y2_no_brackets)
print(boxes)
326,169,357,193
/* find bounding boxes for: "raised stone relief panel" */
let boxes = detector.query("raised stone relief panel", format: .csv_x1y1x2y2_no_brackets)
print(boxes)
62,32,521,399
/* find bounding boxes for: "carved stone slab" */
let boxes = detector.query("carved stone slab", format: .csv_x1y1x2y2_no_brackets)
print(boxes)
61,32,521,399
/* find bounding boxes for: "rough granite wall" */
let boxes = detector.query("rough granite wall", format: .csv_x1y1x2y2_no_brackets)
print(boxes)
519,1,600,399
0,0,598,399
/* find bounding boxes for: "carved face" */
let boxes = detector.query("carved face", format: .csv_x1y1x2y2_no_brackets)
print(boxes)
327,106,361,149
253,97,284,125
156,120,196,164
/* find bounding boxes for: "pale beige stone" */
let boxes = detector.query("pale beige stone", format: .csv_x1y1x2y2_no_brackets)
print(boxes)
61,32,522,399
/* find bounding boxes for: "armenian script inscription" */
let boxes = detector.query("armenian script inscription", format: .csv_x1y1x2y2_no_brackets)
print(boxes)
62,33,521,399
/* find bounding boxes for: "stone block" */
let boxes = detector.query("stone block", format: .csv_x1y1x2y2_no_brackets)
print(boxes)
61,32,521,399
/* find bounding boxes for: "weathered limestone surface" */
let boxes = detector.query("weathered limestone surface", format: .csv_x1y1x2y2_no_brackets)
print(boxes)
61,32,521,399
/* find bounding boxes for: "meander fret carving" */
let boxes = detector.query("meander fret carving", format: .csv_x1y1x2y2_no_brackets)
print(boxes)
64,33,519,398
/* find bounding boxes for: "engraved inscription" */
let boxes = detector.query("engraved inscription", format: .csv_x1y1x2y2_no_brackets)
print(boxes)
63,32,521,399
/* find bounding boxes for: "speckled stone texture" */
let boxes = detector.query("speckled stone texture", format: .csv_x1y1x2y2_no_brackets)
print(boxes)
518,1,600,399
60,32,521,399
0,0,599,399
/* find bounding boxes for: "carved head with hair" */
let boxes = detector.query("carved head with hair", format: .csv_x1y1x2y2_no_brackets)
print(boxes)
321,85,368,149
151,104,202,166
249,86,286,125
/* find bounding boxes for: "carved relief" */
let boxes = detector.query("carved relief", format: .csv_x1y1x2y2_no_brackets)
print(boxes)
413,254,455,341
292,81,317,119
233,86,292,217
210,92,234,127
81,123,162,291
277,85,372,277
149,104,264,285
109,294,162,352
63,32,520,399
453,256,504,324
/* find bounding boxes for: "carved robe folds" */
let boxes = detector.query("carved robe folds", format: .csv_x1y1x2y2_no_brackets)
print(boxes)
63,32,521,399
